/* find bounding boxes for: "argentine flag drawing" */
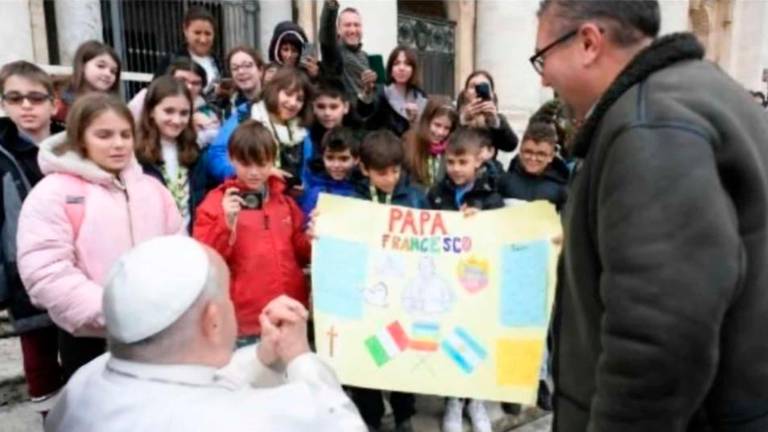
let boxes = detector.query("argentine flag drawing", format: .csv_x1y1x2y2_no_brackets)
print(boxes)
365,321,409,366
441,326,488,374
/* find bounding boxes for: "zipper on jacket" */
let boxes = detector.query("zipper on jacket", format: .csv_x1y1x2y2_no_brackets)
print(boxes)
264,214,270,230
124,188,136,246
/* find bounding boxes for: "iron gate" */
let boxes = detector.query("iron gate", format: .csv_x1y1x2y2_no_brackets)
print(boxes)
100,0,259,96
397,13,455,98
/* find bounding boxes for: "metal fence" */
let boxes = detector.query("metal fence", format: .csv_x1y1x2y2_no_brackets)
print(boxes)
397,13,456,98
100,0,260,97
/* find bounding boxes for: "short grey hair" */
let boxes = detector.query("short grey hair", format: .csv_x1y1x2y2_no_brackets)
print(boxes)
538,0,660,47
108,257,224,362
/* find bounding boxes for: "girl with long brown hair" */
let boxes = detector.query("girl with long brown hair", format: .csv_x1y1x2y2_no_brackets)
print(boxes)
136,76,211,229
403,96,458,187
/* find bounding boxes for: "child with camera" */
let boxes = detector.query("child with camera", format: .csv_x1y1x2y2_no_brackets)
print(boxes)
193,119,311,347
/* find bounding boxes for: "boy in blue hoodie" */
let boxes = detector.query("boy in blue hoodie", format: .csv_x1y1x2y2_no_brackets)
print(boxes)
300,127,361,215
350,129,423,431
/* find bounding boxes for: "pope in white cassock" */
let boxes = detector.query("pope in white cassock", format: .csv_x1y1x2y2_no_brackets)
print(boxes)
45,235,366,431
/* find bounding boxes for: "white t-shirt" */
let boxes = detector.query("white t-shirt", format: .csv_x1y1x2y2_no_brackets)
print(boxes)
160,140,180,180
191,53,220,94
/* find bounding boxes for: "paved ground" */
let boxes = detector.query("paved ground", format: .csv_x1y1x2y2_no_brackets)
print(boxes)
0,402,551,432
0,324,552,431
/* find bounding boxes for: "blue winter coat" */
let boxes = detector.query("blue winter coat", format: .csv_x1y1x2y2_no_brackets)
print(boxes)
206,102,251,182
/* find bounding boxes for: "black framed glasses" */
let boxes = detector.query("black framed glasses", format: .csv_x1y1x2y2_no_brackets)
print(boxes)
1,91,52,106
529,29,578,75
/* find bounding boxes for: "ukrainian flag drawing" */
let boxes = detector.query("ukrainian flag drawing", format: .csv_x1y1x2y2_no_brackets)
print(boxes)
365,321,409,366
409,321,440,351
441,326,488,374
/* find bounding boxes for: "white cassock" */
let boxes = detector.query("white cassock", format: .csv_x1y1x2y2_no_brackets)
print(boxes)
45,347,367,432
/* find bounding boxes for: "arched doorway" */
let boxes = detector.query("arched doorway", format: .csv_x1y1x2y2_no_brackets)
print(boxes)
397,0,455,97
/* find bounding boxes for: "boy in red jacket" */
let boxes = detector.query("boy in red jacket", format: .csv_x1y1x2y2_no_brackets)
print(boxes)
194,120,311,346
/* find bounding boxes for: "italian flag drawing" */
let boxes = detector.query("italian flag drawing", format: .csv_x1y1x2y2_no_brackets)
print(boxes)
365,321,409,366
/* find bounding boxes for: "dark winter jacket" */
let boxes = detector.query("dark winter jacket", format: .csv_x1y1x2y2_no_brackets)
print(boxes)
352,175,427,209
300,165,362,216
427,167,504,211
0,118,63,332
141,148,215,232
357,86,428,137
554,33,768,432
503,156,568,210
212,90,251,123
480,114,519,153
319,0,369,100
268,22,308,66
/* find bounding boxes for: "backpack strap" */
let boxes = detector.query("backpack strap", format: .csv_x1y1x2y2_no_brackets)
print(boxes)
60,174,87,239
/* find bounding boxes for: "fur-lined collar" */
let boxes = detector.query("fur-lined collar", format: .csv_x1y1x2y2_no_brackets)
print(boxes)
38,132,141,187
571,33,705,158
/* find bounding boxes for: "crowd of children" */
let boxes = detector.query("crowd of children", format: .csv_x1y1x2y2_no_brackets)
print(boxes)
0,2,569,431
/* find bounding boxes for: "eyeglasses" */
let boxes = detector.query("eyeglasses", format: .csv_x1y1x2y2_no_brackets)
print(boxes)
2,91,52,106
521,149,553,161
529,29,578,75
230,62,256,73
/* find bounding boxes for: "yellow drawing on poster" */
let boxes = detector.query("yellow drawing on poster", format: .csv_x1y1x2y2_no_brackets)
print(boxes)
311,194,561,404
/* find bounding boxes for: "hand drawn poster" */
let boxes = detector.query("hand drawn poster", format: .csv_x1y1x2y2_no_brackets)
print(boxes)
311,194,562,404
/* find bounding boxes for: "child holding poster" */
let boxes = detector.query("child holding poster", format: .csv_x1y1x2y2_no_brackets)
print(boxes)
427,127,506,216
427,127,503,432
349,129,424,432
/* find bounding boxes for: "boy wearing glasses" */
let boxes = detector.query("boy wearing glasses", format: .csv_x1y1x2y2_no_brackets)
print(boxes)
0,60,64,411
504,122,568,211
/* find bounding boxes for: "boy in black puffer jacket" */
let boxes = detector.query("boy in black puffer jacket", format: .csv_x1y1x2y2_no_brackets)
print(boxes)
348,129,422,432
428,127,502,432
504,122,568,211
428,127,505,212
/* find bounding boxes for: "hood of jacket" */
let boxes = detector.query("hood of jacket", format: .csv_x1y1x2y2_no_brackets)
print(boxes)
268,21,308,65
37,132,142,186
509,154,569,184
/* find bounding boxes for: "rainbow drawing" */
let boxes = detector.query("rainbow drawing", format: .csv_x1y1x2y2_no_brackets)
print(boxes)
409,321,440,351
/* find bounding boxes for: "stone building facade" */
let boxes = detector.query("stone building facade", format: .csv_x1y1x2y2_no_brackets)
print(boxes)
0,0,764,130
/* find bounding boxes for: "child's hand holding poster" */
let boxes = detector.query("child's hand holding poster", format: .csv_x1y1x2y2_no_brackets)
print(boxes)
311,194,562,404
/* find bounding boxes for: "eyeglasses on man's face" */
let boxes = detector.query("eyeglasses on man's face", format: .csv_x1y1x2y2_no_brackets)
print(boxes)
529,29,579,75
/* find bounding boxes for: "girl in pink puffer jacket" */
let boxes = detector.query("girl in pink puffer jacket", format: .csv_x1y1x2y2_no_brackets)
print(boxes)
17,94,183,379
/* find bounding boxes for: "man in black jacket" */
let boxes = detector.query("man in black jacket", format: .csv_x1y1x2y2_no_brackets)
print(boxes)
533,1,768,431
